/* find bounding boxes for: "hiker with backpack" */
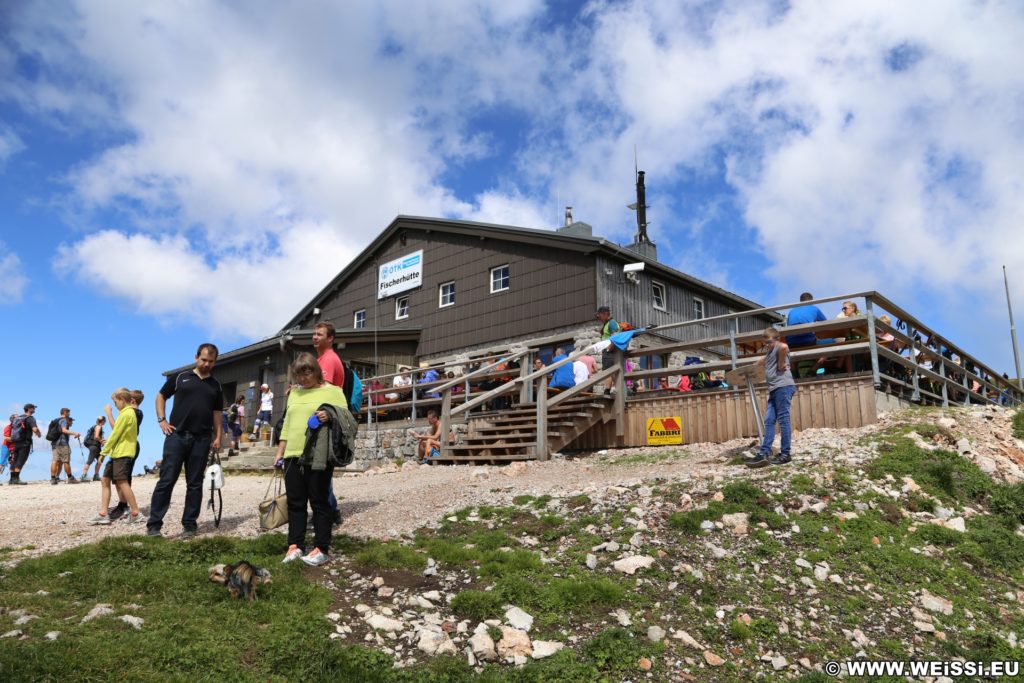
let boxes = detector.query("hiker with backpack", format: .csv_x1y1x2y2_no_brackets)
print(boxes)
80,416,107,482
8,404,42,485
1,414,15,476
48,408,82,484
596,306,623,394
251,383,274,441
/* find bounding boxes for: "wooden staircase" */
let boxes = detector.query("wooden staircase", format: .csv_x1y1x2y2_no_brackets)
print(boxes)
434,394,615,463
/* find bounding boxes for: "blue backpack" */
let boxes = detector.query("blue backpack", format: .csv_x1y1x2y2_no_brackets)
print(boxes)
350,372,364,411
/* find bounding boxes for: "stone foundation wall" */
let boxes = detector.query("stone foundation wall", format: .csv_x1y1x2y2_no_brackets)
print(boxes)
355,422,469,461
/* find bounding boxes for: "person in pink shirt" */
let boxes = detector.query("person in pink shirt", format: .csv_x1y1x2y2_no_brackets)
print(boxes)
313,322,345,387
578,353,597,376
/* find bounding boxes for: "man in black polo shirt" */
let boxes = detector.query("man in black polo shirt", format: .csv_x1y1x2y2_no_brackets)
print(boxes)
147,343,224,538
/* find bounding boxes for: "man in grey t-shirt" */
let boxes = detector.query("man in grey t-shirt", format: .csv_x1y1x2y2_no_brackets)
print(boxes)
50,408,82,484
747,327,797,468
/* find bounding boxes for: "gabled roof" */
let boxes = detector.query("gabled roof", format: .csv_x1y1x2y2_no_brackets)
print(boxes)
280,215,772,332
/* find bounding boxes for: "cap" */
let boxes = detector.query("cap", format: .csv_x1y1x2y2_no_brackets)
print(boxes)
24,403,37,411
261,383,269,389
596,306,610,314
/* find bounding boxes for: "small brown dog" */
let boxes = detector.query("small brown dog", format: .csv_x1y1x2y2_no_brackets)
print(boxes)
209,560,272,601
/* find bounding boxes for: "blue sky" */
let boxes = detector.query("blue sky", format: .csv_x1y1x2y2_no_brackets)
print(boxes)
2,0,1024,480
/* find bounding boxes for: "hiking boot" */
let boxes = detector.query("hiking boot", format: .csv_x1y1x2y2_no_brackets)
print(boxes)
67,476,79,484
301,548,328,566
333,510,343,527
741,448,762,460
108,506,127,522
181,528,198,539
146,527,162,538
282,545,304,563
51,477,59,486
88,515,111,526
10,477,26,485
769,453,792,466
125,513,145,525
92,474,101,482
745,452,771,469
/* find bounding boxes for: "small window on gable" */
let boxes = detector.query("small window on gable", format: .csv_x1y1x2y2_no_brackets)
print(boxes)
652,282,666,311
439,281,455,308
490,264,510,293
354,309,366,329
396,296,409,320
692,297,705,320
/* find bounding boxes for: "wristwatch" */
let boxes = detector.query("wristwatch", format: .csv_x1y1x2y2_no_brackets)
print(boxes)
157,416,167,423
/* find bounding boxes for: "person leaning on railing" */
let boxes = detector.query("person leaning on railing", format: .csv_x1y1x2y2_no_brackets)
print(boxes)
746,327,796,469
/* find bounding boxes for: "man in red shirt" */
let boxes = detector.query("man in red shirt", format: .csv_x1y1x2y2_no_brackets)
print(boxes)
312,320,344,525
313,322,345,387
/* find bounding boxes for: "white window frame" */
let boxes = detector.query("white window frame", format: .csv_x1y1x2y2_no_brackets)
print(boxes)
490,264,510,293
439,281,456,308
353,309,366,329
692,296,705,320
395,296,409,320
652,281,667,311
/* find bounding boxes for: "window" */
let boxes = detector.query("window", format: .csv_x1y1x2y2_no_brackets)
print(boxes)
652,282,666,311
396,296,409,320
353,309,366,329
692,297,705,320
439,281,455,308
490,264,510,293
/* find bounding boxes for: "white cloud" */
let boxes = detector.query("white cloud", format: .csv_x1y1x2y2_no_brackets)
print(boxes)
0,125,24,166
55,224,357,337
4,0,1024,364
0,242,28,304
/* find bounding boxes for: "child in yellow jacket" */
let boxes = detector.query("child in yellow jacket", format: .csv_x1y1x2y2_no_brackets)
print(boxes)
89,388,141,525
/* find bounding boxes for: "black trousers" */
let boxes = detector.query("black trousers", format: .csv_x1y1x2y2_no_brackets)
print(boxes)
148,431,210,532
285,461,334,553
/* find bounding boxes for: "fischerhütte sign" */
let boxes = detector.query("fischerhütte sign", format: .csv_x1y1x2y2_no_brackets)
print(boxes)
378,250,423,299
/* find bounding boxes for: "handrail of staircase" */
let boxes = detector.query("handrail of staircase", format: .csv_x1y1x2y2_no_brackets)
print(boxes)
433,349,529,394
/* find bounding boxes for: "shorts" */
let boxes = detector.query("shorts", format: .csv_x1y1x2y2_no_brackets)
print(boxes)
256,410,272,424
11,442,31,470
52,443,72,463
230,423,242,439
86,445,103,465
601,352,615,370
103,457,133,482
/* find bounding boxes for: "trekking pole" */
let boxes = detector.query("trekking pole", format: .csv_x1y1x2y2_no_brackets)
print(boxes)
76,437,87,479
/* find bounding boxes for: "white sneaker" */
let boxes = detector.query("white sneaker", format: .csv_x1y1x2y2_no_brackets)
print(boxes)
301,548,328,566
282,545,304,563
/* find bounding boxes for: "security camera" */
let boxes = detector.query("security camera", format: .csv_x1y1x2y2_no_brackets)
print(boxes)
625,272,640,285
623,262,645,273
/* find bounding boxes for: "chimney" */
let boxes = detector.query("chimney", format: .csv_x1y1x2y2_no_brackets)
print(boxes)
557,206,593,237
565,206,573,226
625,170,658,261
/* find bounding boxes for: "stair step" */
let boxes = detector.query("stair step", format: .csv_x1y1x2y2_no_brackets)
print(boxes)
430,454,535,462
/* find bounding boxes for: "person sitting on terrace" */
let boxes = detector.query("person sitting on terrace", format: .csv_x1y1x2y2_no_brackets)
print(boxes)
785,292,828,349
386,367,412,403
418,363,441,398
572,355,590,387
548,347,576,391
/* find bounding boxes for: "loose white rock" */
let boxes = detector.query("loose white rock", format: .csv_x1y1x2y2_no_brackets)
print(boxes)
505,606,534,632
613,555,655,575
81,604,114,624
45,631,61,641
366,613,405,632
920,590,954,615
647,625,666,642
119,615,144,630
531,640,565,659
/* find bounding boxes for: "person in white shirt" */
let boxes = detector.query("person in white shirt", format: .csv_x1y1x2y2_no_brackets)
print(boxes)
251,384,274,440
572,358,589,386
386,368,413,402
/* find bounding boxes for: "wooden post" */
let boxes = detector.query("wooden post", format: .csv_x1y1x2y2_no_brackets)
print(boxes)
937,357,948,407
519,356,530,405
411,371,418,421
729,318,738,371
536,373,548,460
440,389,452,458
865,297,881,388
614,348,626,439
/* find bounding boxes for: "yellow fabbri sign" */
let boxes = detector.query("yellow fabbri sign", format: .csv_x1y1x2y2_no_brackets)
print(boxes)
646,416,682,445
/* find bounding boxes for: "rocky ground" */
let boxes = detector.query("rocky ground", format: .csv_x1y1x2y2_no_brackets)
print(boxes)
2,404,1024,681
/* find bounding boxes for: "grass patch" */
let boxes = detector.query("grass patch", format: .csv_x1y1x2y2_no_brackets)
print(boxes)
1012,410,1024,440
354,541,427,571
450,589,504,622
867,439,992,504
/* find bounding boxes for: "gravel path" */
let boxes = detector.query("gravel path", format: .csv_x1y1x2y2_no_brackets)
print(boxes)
0,424,883,565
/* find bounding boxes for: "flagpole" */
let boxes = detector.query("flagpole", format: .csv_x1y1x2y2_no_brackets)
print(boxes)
1005,265,1023,390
